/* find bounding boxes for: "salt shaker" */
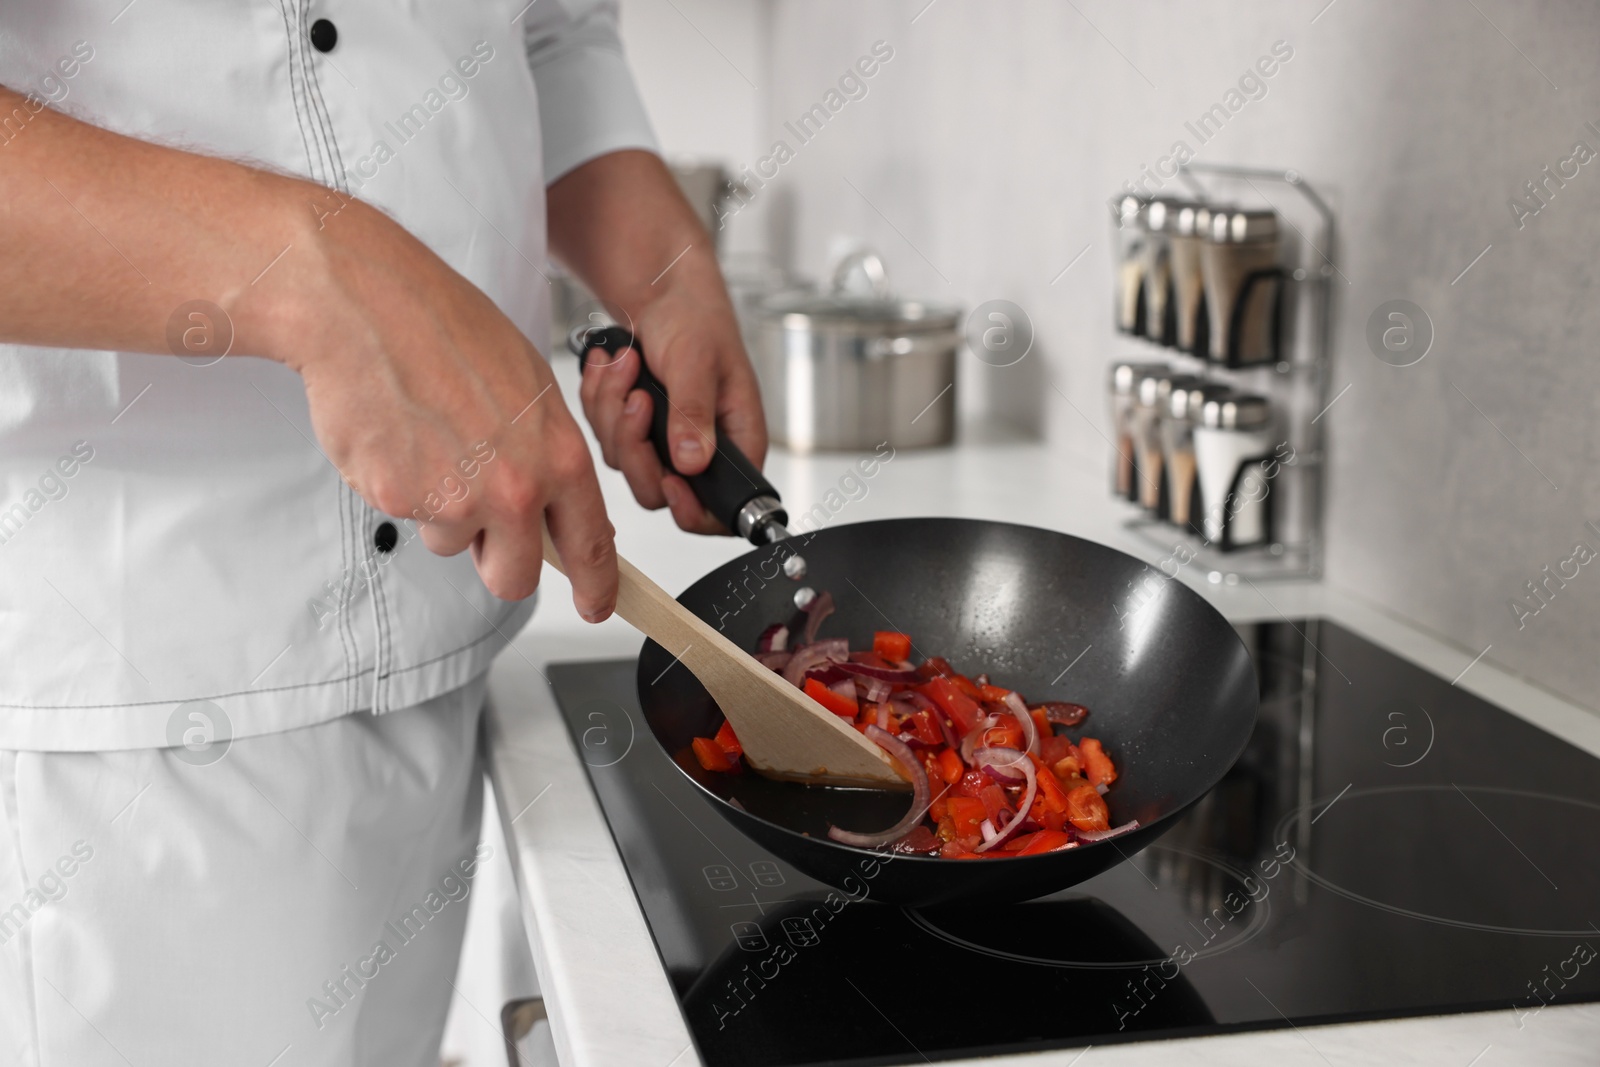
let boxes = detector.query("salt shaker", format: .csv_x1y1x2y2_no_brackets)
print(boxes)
1194,394,1275,549
1200,209,1281,366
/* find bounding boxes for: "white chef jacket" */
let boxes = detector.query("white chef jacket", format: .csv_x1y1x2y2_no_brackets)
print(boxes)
0,0,657,751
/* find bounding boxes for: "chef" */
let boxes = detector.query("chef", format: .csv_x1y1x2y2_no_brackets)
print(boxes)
0,2,763,1063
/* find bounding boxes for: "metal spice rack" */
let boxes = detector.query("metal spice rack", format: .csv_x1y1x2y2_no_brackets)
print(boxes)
1118,163,1335,584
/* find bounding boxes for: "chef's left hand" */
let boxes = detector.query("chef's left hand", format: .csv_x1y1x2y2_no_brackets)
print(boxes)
547,150,768,535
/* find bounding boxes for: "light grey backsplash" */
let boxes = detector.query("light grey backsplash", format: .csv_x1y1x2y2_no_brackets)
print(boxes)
617,2,1593,716
736,0,1600,712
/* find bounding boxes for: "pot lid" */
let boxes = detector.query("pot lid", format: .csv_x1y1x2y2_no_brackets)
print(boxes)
760,292,962,331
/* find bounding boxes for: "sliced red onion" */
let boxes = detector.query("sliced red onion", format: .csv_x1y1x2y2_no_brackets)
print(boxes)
972,745,1027,782
855,675,893,704
757,623,790,653
803,664,850,686
876,703,893,731
835,661,922,683
974,750,1036,853
895,689,936,712
827,677,857,703
754,650,792,671
979,818,998,844
1002,691,1040,756
781,638,849,687
959,715,999,764
826,725,930,850
1036,701,1089,727
800,589,835,644
980,761,1026,786
1076,819,1140,843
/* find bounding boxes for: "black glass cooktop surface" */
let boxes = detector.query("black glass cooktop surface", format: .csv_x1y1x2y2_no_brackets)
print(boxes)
550,621,1600,1066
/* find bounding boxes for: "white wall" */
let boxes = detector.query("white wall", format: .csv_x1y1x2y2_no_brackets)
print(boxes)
623,0,1600,715
618,0,771,257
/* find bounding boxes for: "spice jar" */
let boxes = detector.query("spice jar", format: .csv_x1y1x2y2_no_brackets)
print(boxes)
1109,360,1169,501
1168,202,1214,355
1110,195,1149,336
1163,380,1234,535
1133,369,1202,518
1200,209,1282,366
1193,394,1275,549
1139,199,1184,346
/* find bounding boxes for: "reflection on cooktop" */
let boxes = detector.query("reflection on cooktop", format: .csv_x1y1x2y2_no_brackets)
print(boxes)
550,620,1600,1067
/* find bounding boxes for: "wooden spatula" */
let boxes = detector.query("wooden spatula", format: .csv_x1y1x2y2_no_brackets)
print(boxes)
541,526,908,790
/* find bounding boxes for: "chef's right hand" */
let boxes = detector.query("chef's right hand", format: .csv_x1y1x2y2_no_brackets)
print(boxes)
252,196,618,621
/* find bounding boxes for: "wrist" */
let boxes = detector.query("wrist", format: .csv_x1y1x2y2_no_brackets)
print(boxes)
223,175,351,370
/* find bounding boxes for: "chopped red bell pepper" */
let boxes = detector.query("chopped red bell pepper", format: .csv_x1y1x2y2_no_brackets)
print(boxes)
978,683,1013,703
915,655,958,680
1030,754,1071,814
804,677,859,719
1013,829,1076,855
919,676,981,734
955,769,990,798
951,674,983,700
908,708,943,746
1064,781,1111,833
873,630,913,662
982,716,1025,751
935,747,965,785
945,796,986,848
692,736,735,773
713,720,743,759
1079,737,1118,787
978,783,1013,828
1030,708,1052,742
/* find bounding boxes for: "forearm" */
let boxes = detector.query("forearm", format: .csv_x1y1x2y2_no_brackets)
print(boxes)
0,86,328,361
545,149,728,322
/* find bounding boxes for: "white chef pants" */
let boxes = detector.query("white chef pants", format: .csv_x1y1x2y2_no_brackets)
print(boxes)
0,674,490,1067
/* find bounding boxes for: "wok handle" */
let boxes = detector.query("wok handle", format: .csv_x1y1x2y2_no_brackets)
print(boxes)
566,324,788,545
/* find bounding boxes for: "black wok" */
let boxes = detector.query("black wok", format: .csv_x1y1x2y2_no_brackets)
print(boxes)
572,327,1259,907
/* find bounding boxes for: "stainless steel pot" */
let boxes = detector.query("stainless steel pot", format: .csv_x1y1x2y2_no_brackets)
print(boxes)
753,252,962,452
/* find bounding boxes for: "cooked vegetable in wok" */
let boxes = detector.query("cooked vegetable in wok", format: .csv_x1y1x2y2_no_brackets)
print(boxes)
692,593,1138,858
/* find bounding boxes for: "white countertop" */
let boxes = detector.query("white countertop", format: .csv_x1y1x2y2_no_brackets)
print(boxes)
484,364,1600,1067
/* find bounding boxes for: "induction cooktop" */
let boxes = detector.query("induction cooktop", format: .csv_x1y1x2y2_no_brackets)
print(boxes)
549,620,1600,1066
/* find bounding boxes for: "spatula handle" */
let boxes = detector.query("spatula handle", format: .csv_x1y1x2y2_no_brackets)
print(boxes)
567,324,787,545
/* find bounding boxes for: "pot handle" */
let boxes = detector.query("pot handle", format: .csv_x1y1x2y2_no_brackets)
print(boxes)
566,324,788,546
